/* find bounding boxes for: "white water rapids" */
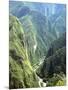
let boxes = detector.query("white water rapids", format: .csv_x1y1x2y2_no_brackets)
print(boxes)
37,75,46,87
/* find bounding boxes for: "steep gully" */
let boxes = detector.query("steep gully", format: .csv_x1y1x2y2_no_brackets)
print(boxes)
34,55,47,87
33,43,47,87
36,56,47,87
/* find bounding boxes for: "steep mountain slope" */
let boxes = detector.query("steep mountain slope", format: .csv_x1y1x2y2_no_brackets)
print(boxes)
19,11,56,66
19,15,38,66
9,1,66,67
46,33,66,57
9,15,39,89
52,15,66,38
36,34,66,86
37,47,66,77
9,1,66,18
17,10,65,67
9,1,66,38
9,1,32,18
49,6,66,38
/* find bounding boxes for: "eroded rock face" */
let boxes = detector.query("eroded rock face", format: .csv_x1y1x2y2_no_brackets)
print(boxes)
9,15,39,89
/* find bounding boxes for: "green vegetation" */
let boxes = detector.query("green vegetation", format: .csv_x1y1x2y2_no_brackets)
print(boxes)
9,1,66,88
36,35,66,86
46,73,66,86
19,11,56,66
9,15,39,89
46,33,66,57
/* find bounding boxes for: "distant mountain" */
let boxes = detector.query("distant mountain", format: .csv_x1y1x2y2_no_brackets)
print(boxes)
9,1,66,39
9,1,31,18
9,1,66,17
9,1,66,67
49,4,66,38
50,14,66,38
9,15,39,89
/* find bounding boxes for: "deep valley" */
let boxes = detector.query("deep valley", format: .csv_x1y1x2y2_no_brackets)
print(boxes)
9,1,66,89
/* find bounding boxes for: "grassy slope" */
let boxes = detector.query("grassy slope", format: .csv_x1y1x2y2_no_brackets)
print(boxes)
9,15,39,89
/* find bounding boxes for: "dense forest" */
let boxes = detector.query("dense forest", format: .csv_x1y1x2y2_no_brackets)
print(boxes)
9,1,66,89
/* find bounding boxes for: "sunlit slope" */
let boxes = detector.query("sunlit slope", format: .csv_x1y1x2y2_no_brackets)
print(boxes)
9,15,39,89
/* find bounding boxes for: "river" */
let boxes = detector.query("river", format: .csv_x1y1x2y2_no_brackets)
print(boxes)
37,75,46,87
34,56,47,87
